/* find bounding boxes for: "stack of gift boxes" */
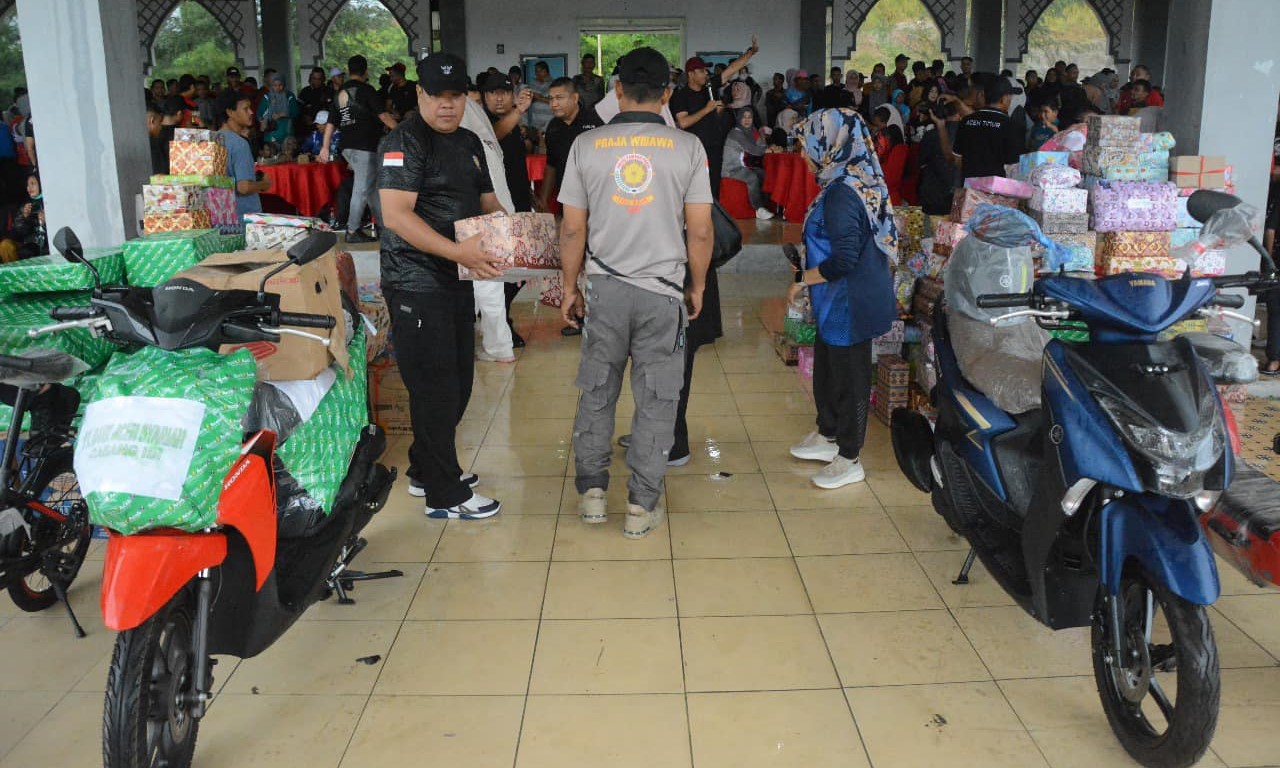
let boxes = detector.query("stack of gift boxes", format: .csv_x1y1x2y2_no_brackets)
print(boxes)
143,129,238,235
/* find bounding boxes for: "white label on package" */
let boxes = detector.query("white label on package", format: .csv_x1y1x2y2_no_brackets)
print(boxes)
1125,199,1154,210
75,396,206,501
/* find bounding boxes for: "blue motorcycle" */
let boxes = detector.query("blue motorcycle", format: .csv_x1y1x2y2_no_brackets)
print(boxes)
891,191,1276,768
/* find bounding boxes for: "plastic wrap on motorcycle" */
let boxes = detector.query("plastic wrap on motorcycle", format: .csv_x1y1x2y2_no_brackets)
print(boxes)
1100,494,1220,605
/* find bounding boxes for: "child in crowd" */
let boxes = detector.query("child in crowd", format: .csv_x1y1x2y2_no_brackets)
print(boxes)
1028,103,1058,150
1125,80,1153,114
0,170,44,263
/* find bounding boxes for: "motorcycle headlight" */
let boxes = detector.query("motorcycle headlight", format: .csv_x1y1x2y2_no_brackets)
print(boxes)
1094,391,1225,499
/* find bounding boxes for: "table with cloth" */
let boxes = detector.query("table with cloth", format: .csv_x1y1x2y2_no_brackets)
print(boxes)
762,152,820,223
256,160,346,218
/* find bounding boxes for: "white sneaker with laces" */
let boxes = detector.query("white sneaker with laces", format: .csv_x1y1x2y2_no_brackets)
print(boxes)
579,488,608,524
789,431,838,462
755,207,776,220
426,492,502,520
812,456,865,489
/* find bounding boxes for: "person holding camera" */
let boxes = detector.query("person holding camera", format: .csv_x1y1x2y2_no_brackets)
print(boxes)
936,74,1022,180
920,87,974,215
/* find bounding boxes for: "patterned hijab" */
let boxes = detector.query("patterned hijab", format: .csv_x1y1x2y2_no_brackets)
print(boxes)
796,108,897,262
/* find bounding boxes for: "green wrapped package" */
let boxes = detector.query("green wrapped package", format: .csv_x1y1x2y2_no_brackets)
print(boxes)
149,174,235,189
122,229,219,287
1048,321,1090,344
784,317,817,345
78,346,257,535
215,232,245,253
0,248,124,296
277,331,368,514
0,291,115,369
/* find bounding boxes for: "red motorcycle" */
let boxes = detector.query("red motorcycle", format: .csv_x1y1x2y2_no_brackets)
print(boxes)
36,229,398,768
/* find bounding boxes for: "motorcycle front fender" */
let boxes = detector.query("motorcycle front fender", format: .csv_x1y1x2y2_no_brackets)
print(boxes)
1099,495,1219,605
100,530,227,631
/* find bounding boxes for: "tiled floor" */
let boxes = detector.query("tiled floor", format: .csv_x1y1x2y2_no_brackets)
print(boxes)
2,274,1280,768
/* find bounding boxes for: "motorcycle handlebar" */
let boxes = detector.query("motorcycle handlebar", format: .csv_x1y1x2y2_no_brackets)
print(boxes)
976,292,1033,309
1209,293,1247,309
49,306,99,321
278,311,336,330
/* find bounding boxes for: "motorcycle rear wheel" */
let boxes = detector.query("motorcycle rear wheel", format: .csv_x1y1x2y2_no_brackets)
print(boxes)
1091,569,1219,768
7,463,90,612
103,588,200,768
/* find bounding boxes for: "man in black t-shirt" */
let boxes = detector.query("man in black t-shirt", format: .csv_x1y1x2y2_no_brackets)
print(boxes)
939,75,1022,180
297,67,332,138
669,37,759,197
378,52,506,520
385,62,418,120
481,74,534,212
322,54,397,243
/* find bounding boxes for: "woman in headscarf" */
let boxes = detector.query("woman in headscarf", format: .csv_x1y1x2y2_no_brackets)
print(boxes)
257,74,298,147
890,88,910,123
786,108,898,489
865,65,890,114
870,104,908,204
786,70,813,116
723,106,773,218
844,71,865,113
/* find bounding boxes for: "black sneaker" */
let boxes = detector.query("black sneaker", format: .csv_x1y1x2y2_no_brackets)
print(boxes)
511,331,526,348
345,230,377,244
560,325,582,337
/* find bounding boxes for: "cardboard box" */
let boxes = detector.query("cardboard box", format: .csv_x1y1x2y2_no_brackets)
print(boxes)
172,248,349,381
370,362,412,436
169,140,228,176
1170,155,1229,189
456,211,559,281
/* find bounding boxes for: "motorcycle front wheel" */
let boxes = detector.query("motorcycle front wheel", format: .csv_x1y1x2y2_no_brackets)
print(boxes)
103,587,200,768
1091,569,1219,768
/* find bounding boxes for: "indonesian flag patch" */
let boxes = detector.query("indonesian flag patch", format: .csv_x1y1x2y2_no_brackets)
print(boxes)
383,151,405,167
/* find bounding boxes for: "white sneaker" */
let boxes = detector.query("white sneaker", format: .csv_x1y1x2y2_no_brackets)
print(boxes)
426,492,502,519
789,431,838,462
755,207,776,220
476,350,516,363
812,456,866,489
579,488,608,524
623,502,665,539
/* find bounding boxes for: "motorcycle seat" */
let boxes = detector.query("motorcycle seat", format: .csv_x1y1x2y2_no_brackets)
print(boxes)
1218,462,1280,540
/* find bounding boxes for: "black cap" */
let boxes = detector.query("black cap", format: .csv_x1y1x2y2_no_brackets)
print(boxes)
416,53,469,95
480,73,513,92
225,66,241,77
617,47,670,88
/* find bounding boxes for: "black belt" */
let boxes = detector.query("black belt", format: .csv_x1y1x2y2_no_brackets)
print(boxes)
590,256,684,294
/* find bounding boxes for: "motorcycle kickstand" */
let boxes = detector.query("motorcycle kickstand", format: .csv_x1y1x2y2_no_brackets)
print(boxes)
52,581,86,638
329,537,402,605
952,548,978,585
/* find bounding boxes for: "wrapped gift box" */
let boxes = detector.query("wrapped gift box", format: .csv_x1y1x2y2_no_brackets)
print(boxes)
949,187,1019,223
894,206,926,254
216,232,246,253
1046,231,1097,272
143,184,204,215
173,128,216,142
169,140,228,176
877,320,906,344
1081,147,1170,181
201,187,238,233
244,212,333,251
1170,155,1229,189
925,214,947,238
893,270,913,312
143,209,213,234
1018,151,1070,180
1030,209,1090,234
0,290,115,368
1138,132,1177,152
149,174,235,189
122,228,220,287
1174,194,1200,228
1170,228,1202,251
964,176,1035,200
1090,181,1178,232
933,219,968,250
1085,115,1141,148
1028,163,1082,189
1098,230,1172,263
455,212,559,280
1029,187,1089,214
1101,255,1180,276
1191,250,1227,276
0,247,124,296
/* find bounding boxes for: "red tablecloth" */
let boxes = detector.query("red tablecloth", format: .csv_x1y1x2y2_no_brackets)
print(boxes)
256,161,346,218
762,152,820,224
526,154,547,183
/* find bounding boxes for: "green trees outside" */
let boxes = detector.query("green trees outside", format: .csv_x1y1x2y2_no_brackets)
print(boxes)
845,0,943,77
579,33,683,78
1022,0,1114,78
316,0,410,78
151,2,237,84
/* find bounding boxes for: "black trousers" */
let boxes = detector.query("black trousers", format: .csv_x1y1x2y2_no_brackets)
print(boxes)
812,336,873,460
670,340,699,460
385,287,475,509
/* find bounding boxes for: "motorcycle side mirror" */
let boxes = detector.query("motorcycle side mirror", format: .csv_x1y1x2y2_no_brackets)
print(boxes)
1186,190,1277,275
257,231,338,304
53,227,102,290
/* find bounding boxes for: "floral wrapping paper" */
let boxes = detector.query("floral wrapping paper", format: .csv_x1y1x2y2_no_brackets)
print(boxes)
1101,255,1180,277
1018,151,1071,180
173,128,217,143
244,213,332,251
1090,181,1178,232
201,187,238,233
1084,115,1141,148
169,140,228,176
1028,163,1082,189
1030,209,1090,234
1081,148,1170,181
949,188,1019,223
1169,228,1201,250
243,213,333,230
932,219,969,251
150,174,235,189
894,206,926,254
901,250,930,279
1137,132,1177,152
1190,250,1227,276
143,184,204,215
893,269,914,312
926,214,947,238
455,212,560,281
1045,231,1097,272
143,209,213,234
1174,195,1200,228
1098,230,1173,263
1029,187,1089,214
964,176,1036,200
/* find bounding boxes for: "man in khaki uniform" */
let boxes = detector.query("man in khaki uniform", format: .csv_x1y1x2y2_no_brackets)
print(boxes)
559,47,715,539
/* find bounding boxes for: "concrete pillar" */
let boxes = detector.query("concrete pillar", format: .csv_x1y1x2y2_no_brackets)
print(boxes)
1130,0,1169,82
970,0,1002,72
17,0,149,247
261,0,295,89
437,0,466,60
799,0,827,78
1161,0,1280,340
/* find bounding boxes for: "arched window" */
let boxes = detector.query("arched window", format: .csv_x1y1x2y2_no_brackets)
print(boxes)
321,0,410,76
846,0,943,79
0,8,24,100
151,2,238,85
1023,0,1114,80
